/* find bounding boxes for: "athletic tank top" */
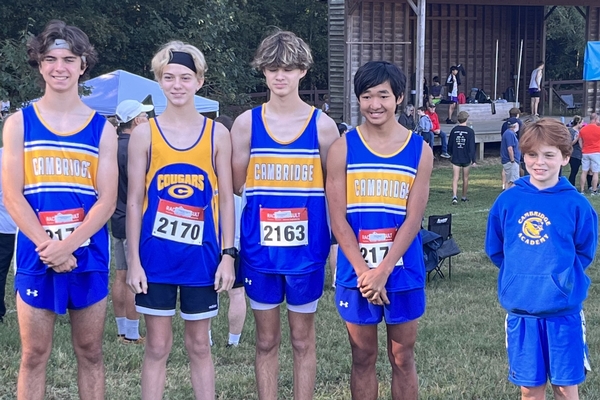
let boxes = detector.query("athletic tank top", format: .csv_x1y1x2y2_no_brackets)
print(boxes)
336,128,426,291
241,105,329,275
139,118,220,286
529,67,542,89
16,104,110,275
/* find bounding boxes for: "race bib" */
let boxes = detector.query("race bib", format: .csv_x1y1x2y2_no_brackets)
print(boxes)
152,199,204,245
39,208,89,247
260,208,308,247
358,228,403,269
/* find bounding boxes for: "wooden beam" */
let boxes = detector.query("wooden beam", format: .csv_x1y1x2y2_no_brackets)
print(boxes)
407,0,418,14
425,0,598,5
415,0,426,108
544,5,557,20
575,6,587,19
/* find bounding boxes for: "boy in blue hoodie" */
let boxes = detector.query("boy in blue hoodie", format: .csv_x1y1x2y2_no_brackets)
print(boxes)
485,118,597,400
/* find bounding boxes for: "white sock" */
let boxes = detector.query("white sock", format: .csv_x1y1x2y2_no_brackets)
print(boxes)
116,317,126,336
125,319,140,340
228,333,241,345
209,329,213,346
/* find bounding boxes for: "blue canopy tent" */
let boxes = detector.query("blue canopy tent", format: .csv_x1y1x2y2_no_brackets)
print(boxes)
584,42,600,81
81,69,219,115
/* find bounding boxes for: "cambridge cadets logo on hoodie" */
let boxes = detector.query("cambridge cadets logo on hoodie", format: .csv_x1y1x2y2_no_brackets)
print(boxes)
518,211,551,245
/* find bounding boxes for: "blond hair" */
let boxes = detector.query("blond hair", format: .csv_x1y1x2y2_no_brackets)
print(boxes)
151,41,207,81
251,30,313,71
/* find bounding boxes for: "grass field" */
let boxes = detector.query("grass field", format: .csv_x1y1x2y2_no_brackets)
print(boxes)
1,158,599,399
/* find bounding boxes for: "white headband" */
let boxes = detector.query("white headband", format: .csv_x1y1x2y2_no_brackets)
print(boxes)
46,39,87,64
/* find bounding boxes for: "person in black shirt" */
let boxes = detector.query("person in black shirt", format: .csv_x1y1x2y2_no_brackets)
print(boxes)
449,111,476,204
111,99,153,344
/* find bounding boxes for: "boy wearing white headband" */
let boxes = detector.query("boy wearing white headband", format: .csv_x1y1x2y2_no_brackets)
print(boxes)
2,20,117,399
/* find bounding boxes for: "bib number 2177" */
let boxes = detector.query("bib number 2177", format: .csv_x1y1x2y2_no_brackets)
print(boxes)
260,208,308,247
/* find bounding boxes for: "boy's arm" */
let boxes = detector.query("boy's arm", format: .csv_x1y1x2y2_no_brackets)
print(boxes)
126,122,151,294
358,142,433,304
2,112,51,246
231,110,252,195
469,129,476,163
317,112,341,176
485,204,504,268
507,146,515,162
575,204,598,270
213,122,235,293
36,120,118,267
326,137,370,286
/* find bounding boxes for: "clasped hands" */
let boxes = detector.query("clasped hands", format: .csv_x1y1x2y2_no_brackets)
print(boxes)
36,239,77,273
357,267,390,306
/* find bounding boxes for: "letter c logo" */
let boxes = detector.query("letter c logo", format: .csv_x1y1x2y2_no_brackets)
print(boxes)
168,184,194,199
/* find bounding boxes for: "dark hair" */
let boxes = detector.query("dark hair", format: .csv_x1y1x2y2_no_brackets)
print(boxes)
418,106,428,112
337,123,348,136
432,76,440,83
215,115,234,131
509,107,520,118
353,61,406,100
27,20,97,82
450,66,458,73
537,61,545,67
570,115,583,127
519,118,572,158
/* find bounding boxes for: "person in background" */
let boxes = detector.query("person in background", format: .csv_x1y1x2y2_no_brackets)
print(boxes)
425,103,451,158
448,111,476,204
416,106,433,147
501,120,521,189
528,61,544,117
213,114,247,348
111,99,153,344
578,113,600,195
429,76,443,106
398,104,416,131
0,148,17,323
445,66,459,124
567,115,583,187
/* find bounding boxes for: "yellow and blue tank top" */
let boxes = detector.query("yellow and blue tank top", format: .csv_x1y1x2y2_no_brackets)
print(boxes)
140,117,220,286
241,105,329,274
337,128,426,291
16,104,110,275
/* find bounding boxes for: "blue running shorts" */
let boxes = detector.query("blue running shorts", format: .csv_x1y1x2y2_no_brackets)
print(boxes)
335,286,426,325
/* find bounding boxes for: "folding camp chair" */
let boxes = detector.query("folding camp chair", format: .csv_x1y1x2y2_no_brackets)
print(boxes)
427,214,461,280
559,94,582,115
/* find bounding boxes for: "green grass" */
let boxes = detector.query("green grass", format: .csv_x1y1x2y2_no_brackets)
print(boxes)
1,159,600,399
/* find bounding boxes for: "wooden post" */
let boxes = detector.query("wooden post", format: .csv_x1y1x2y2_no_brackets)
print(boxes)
494,39,499,100
411,0,426,108
515,39,524,106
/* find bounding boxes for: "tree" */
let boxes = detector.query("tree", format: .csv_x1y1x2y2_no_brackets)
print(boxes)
545,6,586,81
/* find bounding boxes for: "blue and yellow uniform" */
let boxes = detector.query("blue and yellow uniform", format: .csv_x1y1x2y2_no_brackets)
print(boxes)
241,105,329,306
16,104,109,274
336,128,426,324
139,117,220,286
15,104,110,314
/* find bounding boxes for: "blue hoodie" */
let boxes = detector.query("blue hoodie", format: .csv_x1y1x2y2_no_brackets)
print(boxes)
485,176,597,317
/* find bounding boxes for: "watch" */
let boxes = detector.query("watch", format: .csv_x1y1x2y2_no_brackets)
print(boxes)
222,247,238,259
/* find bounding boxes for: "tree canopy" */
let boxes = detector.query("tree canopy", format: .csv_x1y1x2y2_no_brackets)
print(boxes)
0,0,328,114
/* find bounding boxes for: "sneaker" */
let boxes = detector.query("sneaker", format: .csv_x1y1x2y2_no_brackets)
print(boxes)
452,197,458,205
226,343,239,348
445,118,454,124
440,152,451,159
592,191,598,196
461,197,469,202
121,336,146,345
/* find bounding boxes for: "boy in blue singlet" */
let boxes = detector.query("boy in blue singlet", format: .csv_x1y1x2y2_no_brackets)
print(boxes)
231,30,339,400
486,118,597,400
2,20,118,399
126,41,235,399
326,61,433,400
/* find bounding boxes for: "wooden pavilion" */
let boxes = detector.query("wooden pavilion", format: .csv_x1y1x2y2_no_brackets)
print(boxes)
328,0,600,126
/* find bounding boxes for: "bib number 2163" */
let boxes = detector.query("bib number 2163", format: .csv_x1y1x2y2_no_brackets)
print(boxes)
260,208,308,247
